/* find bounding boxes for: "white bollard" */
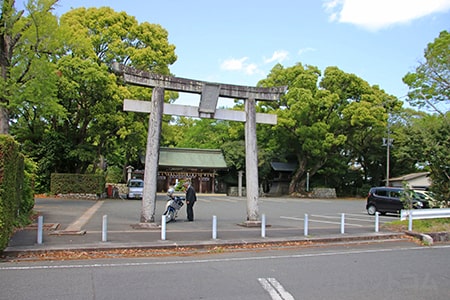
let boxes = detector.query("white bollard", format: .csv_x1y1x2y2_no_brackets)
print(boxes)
161,215,166,240
102,215,108,242
408,211,413,231
341,213,345,234
304,214,309,236
37,215,43,244
261,214,266,238
212,215,217,239
375,212,379,233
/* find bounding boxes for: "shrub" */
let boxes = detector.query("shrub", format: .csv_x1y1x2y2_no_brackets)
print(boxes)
0,135,33,251
50,173,106,195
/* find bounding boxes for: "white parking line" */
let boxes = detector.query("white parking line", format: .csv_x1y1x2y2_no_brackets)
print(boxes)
260,199,288,203
280,215,364,227
311,214,374,223
65,201,104,231
258,278,295,300
198,197,239,203
343,213,396,223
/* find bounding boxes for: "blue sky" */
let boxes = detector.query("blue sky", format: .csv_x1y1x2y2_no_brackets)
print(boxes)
51,0,449,107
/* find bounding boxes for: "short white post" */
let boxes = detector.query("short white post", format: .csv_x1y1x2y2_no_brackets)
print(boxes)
408,211,413,231
375,212,379,233
212,215,217,239
161,215,166,240
341,213,345,234
37,215,43,244
102,215,108,242
261,214,266,238
304,214,309,236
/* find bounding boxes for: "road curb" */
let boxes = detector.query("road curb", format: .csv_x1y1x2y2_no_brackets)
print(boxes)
2,233,406,258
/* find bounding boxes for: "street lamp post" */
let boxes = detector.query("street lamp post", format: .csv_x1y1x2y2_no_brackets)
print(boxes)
383,116,393,187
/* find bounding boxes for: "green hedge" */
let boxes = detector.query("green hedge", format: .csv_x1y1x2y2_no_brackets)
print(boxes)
50,173,106,195
0,135,34,251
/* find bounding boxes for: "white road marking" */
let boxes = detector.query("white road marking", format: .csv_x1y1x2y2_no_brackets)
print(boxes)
199,197,238,203
280,215,364,227
65,201,104,231
258,278,295,300
2,245,448,271
344,213,394,222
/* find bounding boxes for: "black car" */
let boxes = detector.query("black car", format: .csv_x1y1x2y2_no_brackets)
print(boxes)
366,187,429,215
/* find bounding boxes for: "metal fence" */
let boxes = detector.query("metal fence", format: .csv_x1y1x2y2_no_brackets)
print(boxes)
400,208,450,231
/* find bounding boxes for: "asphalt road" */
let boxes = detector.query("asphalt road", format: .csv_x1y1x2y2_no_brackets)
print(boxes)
1,241,449,300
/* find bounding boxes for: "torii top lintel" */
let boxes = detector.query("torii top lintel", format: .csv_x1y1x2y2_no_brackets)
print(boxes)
112,63,287,101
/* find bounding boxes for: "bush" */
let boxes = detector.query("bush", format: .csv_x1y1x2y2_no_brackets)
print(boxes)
50,173,106,195
105,166,124,183
0,135,33,251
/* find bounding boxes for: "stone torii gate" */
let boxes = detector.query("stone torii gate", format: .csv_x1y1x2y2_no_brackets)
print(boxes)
112,63,286,226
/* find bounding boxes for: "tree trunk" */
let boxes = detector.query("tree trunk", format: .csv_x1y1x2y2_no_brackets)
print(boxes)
0,106,9,134
289,167,304,194
289,157,306,194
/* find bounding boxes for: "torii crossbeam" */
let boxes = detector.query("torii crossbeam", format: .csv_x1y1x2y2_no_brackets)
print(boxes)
112,63,286,225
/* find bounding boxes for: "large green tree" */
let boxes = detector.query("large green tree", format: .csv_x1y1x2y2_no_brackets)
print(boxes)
258,63,401,194
55,7,177,176
402,30,450,204
0,0,61,134
395,111,450,205
403,30,449,115
11,6,178,190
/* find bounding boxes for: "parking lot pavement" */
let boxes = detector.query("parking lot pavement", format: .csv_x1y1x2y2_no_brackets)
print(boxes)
3,196,407,255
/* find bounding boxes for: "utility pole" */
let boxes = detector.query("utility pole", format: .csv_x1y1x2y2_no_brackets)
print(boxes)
383,114,393,187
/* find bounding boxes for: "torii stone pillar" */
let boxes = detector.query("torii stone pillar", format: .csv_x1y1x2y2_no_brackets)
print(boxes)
245,98,258,221
140,87,164,223
112,63,286,225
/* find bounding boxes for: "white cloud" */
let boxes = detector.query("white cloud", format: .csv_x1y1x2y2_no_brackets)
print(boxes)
323,0,450,31
220,57,249,71
244,63,259,75
220,57,261,75
298,47,316,56
220,50,290,76
263,50,289,64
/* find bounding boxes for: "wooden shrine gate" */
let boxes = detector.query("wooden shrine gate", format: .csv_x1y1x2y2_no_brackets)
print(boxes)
112,63,286,226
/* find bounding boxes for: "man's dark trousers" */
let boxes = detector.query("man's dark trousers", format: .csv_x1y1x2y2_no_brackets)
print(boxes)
185,185,197,221
187,201,195,221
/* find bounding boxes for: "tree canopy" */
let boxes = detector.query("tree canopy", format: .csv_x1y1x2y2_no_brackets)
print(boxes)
1,0,61,134
8,4,177,191
3,3,448,200
257,63,402,194
402,30,450,204
403,30,449,115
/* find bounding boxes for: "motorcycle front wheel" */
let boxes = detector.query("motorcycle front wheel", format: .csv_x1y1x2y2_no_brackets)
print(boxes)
165,209,175,223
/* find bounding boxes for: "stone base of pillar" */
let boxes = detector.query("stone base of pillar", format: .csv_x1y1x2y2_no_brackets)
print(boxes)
237,221,271,227
131,222,160,230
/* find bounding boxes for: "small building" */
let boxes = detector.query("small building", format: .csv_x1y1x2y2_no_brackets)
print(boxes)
156,147,228,193
387,172,431,190
266,162,297,196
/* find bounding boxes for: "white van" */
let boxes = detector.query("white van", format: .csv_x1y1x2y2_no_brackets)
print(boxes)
127,178,144,199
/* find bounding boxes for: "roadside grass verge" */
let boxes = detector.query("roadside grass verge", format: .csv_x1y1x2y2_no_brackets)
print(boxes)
383,218,450,233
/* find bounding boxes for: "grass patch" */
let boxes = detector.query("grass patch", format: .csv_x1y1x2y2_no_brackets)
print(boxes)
383,218,450,233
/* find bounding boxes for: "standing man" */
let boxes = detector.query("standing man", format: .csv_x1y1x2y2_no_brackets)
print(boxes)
183,180,197,222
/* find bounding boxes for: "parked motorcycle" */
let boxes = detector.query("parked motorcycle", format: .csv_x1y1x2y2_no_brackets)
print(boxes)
163,188,185,223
